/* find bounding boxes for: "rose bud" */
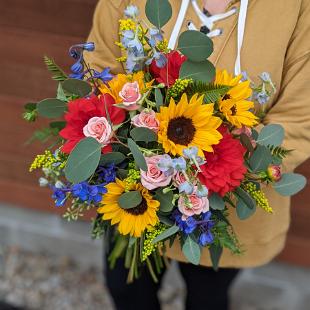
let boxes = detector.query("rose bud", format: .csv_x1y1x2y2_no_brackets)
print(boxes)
267,164,282,182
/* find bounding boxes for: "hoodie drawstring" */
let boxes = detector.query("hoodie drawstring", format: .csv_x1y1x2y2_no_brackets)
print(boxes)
168,0,249,76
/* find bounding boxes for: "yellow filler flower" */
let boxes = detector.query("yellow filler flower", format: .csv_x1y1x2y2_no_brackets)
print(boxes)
98,179,159,237
156,93,222,157
215,69,258,128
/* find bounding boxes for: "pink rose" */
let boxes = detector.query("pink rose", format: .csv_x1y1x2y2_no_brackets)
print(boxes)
178,187,209,219
83,116,112,146
172,171,187,187
119,81,141,110
131,110,159,133
232,126,256,148
267,164,282,182
140,155,172,190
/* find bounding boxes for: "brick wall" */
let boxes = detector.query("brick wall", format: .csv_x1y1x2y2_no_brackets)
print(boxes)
0,0,309,265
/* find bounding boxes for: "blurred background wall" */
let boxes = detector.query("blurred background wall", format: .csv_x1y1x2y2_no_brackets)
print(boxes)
0,0,309,266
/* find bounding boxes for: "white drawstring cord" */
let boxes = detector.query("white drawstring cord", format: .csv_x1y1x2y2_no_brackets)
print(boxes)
234,0,249,76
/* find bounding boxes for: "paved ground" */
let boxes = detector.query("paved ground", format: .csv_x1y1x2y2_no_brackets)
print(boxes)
0,246,310,310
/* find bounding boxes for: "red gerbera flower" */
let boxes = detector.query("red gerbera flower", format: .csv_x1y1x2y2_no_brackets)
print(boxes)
198,126,247,197
60,94,126,154
149,51,187,87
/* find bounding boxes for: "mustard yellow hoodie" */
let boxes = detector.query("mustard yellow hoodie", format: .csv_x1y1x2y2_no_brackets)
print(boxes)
85,0,310,268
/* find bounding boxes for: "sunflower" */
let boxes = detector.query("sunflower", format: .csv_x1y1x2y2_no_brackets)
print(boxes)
99,71,153,104
215,69,258,128
156,93,222,157
98,179,159,237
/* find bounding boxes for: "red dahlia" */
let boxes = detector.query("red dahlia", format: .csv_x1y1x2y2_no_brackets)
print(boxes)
60,94,125,154
149,51,186,87
198,126,247,197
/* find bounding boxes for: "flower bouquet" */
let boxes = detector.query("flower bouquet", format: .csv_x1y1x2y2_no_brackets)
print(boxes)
24,0,306,282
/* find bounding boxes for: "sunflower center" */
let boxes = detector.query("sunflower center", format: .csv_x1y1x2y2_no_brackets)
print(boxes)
231,105,237,115
167,116,196,145
222,94,231,101
125,197,148,215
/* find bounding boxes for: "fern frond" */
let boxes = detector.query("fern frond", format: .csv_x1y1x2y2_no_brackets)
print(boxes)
267,145,293,159
43,56,68,81
186,82,231,103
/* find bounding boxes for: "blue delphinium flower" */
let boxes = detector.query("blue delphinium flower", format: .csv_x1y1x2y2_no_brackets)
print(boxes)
173,210,197,234
124,5,139,18
172,157,186,171
93,68,114,83
196,185,208,198
157,154,174,176
72,182,107,204
149,28,164,47
198,231,214,246
254,90,270,105
178,182,194,195
97,164,116,183
52,188,67,207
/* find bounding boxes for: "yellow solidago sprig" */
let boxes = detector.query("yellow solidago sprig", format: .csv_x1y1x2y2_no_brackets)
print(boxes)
142,223,167,261
167,78,192,101
29,150,67,172
123,163,141,191
243,182,273,213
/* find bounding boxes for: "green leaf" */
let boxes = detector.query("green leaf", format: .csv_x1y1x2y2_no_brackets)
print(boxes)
49,121,66,131
65,137,102,183
118,191,143,209
152,225,179,244
273,173,307,196
99,152,126,165
249,145,273,172
240,133,254,153
37,98,67,118
155,88,163,109
235,187,256,209
24,102,37,112
57,83,67,101
44,56,67,82
256,124,284,147
127,138,148,171
62,78,92,98
209,193,225,210
180,59,215,83
236,198,256,220
177,30,213,62
182,236,201,265
209,244,223,271
130,127,157,143
145,0,172,29
154,189,174,212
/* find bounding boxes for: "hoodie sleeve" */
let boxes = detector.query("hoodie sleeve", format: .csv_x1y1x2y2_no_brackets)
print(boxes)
83,0,130,73
263,0,310,171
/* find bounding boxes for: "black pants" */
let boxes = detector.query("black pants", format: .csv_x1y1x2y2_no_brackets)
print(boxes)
105,255,239,310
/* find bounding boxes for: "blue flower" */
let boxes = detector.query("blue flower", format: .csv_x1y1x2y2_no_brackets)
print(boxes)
172,210,197,235
196,185,208,198
71,61,83,74
183,146,198,159
93,68,114,83
198,231,214,246
157,154,173,174
121,30,135,48
172,157,186,171
97,164,116,183
124,5,139,18
83,42,95,52
254,90,270,105
72,182,107,204
52,188,67,207
178,182,194,195
260,72,271,83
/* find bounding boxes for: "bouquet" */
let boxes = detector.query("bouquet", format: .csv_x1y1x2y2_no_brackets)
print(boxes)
24,0,306,282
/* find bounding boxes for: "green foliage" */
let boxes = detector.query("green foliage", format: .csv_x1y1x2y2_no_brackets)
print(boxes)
235,187,256,209
182,235,201,265
177,30,213,62
99,152,126,165
180,59,215,83
118,191,143,209
49,121,66,131
236,198,256,220
130,127,157,143
91,215,108,239
154,188,174,212
127,138,148,171
43,56,67,82
249,145,273,172
209,193,225,210
145,0,172,29
240,133,254,153
268,145,292,159
65,137,102,183
62,78,92,98
37,98,67,118
23,102,38,122
186,82,231,103
209,244,223,271
256,124,284,147
273,173,307,196
152,224,179,244
155,88,163,110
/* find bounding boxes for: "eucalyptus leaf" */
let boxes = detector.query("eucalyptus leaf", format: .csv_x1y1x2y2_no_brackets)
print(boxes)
127,138,148,171
240,133,254,153
152,225,179,244
154,189,174,212
49,121,66,131
65,137,102,183
249,145,273,172
182,236,201,265
180,59,215,82
209,193,225,210
145,0,172,29
235,187,256,209
130,127,157,143
155,88,163,109
62,78,92,97
57,83,67,101
256,124,284,147
24,102,37,111
209,244,223,271
236,198,256,220
37,98,66,118
99,152,126,165
118,191,143,209
177,30,213,62
273,173,307,196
